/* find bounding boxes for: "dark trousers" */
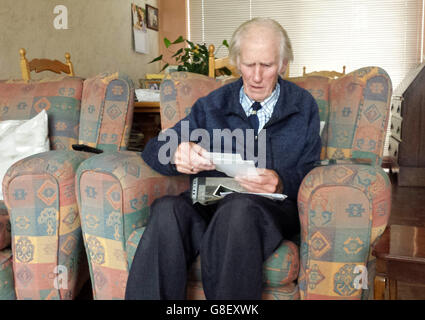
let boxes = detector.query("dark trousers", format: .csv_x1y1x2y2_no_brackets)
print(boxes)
125,191,300,300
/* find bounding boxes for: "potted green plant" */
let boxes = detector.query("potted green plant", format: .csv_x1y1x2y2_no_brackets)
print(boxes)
149,36,232,76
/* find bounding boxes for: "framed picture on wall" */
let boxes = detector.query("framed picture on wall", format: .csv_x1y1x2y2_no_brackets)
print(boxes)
131,3,149,53
146,4,159,31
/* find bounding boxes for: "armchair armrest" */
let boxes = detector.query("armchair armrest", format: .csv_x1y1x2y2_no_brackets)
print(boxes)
2,150,91,299
297,163,391,300
76,151,189,299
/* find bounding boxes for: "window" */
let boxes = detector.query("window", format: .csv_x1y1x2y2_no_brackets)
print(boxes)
188,0,425,155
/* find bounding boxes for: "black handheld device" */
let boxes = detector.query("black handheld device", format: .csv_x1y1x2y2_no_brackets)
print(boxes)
72,144,103,154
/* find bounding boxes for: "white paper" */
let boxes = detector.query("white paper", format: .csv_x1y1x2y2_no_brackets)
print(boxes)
204,152,258,177
135,89,160,102
134,29,149,54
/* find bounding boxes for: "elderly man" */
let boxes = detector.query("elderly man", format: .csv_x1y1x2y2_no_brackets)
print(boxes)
126,18,321,300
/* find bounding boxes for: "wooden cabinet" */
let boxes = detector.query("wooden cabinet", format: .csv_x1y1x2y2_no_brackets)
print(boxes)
391,62,425,186
128,101,161,152
134,101,160,113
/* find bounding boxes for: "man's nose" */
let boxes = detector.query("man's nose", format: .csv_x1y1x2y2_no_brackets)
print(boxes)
253,65,262,82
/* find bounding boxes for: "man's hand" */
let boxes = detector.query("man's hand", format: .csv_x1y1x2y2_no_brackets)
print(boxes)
235,168,283,194
173,142,215,174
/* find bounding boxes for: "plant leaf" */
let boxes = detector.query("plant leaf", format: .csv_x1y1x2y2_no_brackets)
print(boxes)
160,63,169,72
164,38,171,48
172,36,185,44
148,55,163,64
186,40,195,49
222,39,229,48
171,48,183,58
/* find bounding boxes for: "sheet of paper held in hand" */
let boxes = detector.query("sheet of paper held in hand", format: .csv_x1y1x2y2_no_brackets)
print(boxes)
190,152,288,205
204,152,258,177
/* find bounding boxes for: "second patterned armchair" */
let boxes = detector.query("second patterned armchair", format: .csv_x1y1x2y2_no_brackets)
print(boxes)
76,68,392,300
1,72,134,299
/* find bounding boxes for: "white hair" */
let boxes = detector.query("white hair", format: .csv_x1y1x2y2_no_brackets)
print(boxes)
229,18,294,70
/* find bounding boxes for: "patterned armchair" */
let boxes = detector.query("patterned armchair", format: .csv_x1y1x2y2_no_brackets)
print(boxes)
0,72,134,299
76,68,392,300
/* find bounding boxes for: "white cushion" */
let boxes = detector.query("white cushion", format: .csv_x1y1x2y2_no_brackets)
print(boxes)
0,110,49,200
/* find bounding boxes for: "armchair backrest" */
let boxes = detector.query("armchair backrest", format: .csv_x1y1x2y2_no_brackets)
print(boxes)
160,72,222,130
0,72,135,153
292,67,392,165
289,75,331,159
78,72,135,151
0,77,83,150
160,67,392,165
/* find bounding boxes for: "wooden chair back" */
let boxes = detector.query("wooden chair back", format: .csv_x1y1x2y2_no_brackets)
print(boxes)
19,48,75,81
208,44,238,78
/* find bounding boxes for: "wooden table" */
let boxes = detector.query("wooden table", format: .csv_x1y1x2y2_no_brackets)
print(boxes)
372,224,425,299
134,101,160,113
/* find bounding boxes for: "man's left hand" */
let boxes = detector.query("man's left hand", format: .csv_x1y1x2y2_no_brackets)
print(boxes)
235,169,283,194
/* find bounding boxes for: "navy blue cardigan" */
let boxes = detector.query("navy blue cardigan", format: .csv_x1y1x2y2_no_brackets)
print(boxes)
141,76,321,201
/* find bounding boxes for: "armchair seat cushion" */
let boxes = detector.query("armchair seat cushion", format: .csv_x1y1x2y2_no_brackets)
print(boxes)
187,239,299,286
125,225,300,299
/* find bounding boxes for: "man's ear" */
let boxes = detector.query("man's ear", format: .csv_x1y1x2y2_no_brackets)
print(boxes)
279,59,289,76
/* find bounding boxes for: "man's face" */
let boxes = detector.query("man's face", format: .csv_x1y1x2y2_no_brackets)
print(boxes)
239,27,286,102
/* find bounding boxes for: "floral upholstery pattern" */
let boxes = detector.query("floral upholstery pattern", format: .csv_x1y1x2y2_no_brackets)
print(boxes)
1,73,134,299
77,68,392,300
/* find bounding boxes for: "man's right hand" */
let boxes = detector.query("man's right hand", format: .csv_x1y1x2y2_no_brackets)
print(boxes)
173,142,215,174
